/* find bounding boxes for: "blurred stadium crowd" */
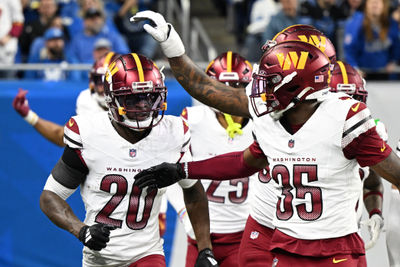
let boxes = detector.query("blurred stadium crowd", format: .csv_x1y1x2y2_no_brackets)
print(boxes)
1,0,400,81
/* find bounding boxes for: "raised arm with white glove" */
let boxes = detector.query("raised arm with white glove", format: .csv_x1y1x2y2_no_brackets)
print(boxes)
130,11,185,58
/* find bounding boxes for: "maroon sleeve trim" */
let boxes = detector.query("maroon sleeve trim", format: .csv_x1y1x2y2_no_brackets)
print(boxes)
9,23,23,37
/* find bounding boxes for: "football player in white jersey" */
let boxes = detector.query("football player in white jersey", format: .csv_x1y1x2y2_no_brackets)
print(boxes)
386,140,400,267
330,61,385,250
39,53,217,267
167,51,272,267
130,11,400,267
12,52,119,146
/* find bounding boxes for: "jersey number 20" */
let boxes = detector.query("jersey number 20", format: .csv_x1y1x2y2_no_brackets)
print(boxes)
95,174,157,230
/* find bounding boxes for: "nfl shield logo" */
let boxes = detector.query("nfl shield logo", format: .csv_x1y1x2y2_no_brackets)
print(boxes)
250,231,259,240
129,149,137,157
288,139,295,148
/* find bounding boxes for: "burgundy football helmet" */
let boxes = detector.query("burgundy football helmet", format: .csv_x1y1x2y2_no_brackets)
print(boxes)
206,51,252,87
330,61,367,103
104,53,167,130
263,24,336,64
89,51,120,108
250,40,331,118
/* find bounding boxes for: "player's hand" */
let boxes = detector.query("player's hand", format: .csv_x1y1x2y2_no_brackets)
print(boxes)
78,223,116,251
130,10,185,58
134,162,185,191
12,88,30,117
362,214,384,250
195,248,219,267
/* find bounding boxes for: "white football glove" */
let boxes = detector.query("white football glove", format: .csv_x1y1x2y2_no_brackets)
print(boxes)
361,214,384,250
130,10,185,58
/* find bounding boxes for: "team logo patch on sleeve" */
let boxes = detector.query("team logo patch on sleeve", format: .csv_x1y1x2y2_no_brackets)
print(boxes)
182,120,189,134
66,118,80,134
180,108,188,120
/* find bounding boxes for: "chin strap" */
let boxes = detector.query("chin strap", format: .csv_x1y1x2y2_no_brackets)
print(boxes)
224,113,243,139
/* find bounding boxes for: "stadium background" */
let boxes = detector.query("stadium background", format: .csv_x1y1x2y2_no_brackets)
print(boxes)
0,79,399,266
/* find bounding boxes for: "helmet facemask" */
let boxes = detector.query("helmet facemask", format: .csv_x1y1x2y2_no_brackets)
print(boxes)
91,72,107,109
106,80,167,131
90,52,120,109
104,54,167,131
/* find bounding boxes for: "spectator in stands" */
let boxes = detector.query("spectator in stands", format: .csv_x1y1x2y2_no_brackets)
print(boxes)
92,38,112,61
21,0,39,25
25,27,79,81
262,0,300,41
343,0,400,79
19,0,58,63
113,0,158,58
298,0,345,45
337,0,364,19
0,0,24,78
68,8,129,64
61,0,119,38
242,0,280,62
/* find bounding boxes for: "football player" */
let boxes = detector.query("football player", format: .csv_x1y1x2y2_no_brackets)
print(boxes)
39,53,217,267
12,51,119,146
330,61,385,250
265,24,337,63
386,140,400,267
13,51,168,237
166,51,276,266
130,11,400,267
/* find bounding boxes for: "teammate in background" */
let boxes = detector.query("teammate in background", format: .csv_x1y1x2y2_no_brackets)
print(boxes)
131,11,400,266
330,61,385,250
386,140,400,267
167,51,266,267
266,24,337,63
12,52,119,146
39,53,217,267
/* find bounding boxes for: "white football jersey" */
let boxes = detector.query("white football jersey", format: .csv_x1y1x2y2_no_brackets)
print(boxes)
75,89,105,115
181,105,255,233
63,112,193,266
248,92,374,240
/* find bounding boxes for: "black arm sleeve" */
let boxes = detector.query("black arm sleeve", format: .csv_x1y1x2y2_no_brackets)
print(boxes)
51,146,89,189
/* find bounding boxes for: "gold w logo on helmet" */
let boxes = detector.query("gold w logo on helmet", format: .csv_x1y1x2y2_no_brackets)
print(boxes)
276,51,309,70
105,61,119,83
297,35,327,52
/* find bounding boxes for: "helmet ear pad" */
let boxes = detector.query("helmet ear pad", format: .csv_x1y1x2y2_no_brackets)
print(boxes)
250,40,331,117
104,53,167,130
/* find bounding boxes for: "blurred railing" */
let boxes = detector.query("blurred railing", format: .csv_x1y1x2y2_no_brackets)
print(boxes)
159,0,217,62
191,18,218,61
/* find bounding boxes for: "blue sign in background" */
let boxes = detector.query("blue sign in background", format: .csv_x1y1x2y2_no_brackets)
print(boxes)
0,79,192,267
